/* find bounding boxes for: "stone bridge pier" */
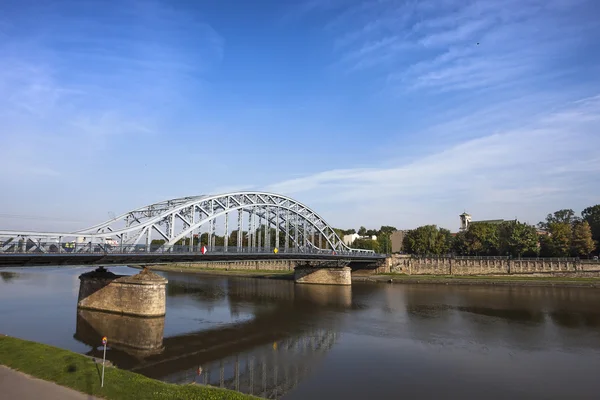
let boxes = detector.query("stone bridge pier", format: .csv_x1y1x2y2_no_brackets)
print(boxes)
77,267,168,316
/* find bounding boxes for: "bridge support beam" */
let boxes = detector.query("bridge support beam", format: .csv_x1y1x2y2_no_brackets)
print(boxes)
294,265,351,285
77,267,168,316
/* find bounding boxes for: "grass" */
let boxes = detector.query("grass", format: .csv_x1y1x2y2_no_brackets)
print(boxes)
378,273,600,283
0,335,258,400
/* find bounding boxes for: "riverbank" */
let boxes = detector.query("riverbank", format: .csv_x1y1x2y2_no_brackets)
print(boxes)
0,335,258,400
141,264,294,280
141,265,600,288
356,273,600,288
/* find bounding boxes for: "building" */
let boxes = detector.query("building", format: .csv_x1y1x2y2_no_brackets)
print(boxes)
343,233,378,246
390,230,406,253
343,233,360,246
459,212,514,231
459,212,472,231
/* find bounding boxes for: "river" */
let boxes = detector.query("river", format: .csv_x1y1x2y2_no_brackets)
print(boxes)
1,266,600,399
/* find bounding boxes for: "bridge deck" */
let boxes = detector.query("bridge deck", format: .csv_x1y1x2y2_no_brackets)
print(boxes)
0,251,385,267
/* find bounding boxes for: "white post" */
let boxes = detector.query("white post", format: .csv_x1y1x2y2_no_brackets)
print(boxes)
101,336,107,387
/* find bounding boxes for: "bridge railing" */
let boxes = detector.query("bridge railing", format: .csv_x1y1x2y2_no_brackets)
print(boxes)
0,241,380,258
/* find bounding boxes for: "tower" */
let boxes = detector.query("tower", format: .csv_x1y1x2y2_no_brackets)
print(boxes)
459,212,471,231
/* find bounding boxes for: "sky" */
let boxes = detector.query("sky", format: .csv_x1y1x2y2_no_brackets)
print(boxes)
1,0,599,233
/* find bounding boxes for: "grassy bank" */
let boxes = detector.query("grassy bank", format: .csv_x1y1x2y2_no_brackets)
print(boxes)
144,264,294,279
360,273,600,287
0,335,257,400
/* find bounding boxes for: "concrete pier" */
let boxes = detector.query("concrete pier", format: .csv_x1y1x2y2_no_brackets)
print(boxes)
294,266,351,285
77,267,168,317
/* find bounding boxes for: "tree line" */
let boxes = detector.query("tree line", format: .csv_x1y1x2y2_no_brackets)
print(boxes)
333,226,398,253
401,205,600,258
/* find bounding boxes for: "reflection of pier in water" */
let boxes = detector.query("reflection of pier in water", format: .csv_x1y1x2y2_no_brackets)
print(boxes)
75,276,352,398
74,309,165,358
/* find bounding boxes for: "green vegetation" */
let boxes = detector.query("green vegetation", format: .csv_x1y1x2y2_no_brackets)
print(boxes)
497,221,539,257
449,220,539,257
0,335,257,400
397,205,600,258
582,205,600,253
538,209,596,257
402,225,452,255
336,225,397,253
571,221,595,257
352,238,380,252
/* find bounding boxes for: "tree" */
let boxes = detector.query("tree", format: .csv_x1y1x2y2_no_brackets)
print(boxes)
353,238,380,252
498,221,539,257
376,226,397,254
402,225,452,255
466,223,500,255
438,228,453,255
539,209,579,229
540,222,572,257
379,226,397,235
365,229,378,237
377,234,391,254
582,205,600,253
229,230,239,247
333,228,346,240
358,226,367,236
451,223,499,256
151,239,165,247
539,234,553,257
452,231,468,255
571,220,595,257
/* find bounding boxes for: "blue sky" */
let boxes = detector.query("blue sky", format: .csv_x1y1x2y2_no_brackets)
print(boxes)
1,0,599,233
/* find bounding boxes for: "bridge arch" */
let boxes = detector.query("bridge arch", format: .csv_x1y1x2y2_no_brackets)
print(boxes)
0,192,373,254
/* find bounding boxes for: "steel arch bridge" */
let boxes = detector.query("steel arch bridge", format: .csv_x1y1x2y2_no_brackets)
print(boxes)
0,192,374,256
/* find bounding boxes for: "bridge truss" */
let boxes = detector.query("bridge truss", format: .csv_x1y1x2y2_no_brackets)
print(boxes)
0,192,373,255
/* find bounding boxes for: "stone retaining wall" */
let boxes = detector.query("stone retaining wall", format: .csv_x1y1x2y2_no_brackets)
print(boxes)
151,260,296,271
385,255,600,276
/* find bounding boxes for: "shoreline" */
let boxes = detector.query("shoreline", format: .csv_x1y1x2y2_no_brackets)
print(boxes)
139,264,295,280
356,273,600,288
141,265,600,288
0,335,257,400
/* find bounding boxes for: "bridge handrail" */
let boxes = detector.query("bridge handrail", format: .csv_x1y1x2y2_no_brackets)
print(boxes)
0,242,381,257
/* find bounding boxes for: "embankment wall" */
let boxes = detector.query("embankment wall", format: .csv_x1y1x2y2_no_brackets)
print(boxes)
384,255,600,277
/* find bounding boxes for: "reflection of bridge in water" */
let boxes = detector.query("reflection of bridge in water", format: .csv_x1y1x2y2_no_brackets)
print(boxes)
75,275,354,399
167,329,337,399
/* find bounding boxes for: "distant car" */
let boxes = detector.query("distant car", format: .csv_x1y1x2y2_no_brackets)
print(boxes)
594,256,599,261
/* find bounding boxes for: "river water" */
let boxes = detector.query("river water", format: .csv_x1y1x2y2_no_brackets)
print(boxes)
1,266,600,399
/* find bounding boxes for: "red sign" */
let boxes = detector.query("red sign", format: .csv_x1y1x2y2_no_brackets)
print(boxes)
201,246,207,255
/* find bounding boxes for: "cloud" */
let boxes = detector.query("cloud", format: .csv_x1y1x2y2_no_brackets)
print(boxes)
315,0,599,94
0,0,223,179
264,95,600,229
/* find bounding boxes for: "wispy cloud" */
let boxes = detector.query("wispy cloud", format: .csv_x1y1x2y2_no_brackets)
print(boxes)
0,0,223,179
313,0,599,93
265,95,600,229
